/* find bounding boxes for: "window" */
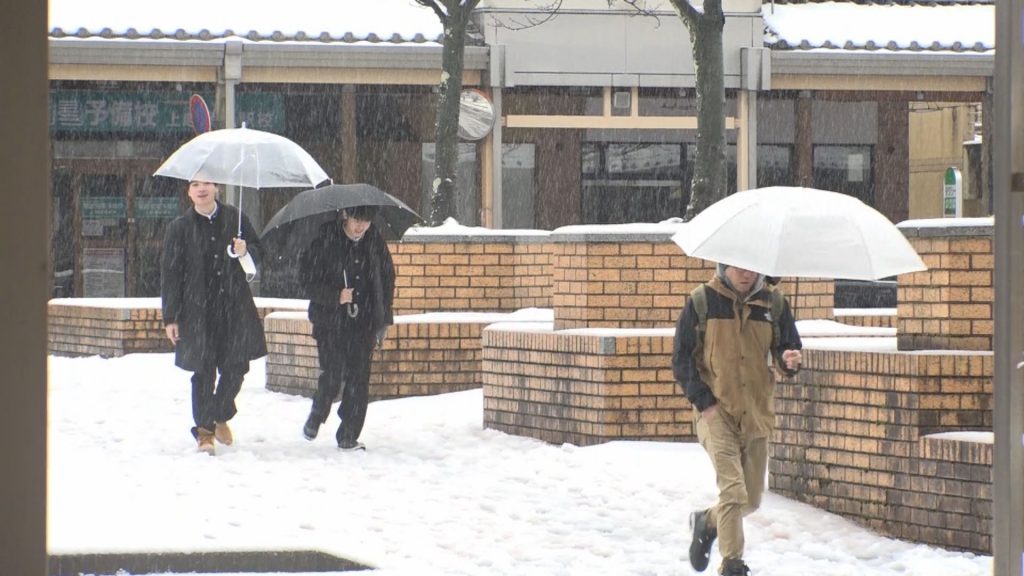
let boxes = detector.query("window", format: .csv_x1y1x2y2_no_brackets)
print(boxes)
813,145,873,204
756,145,793,188
581,143,685,224
502,143,536,229
421,143,479,226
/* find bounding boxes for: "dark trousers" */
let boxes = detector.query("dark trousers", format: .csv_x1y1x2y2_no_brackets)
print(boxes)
189,302,249,437
310,325,375,444
190,363,248,437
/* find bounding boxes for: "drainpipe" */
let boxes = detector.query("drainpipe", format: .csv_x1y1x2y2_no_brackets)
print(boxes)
220,39,242,209
739,48,769,191
488,45,505,229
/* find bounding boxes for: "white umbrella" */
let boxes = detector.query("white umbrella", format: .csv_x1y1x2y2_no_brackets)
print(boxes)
154,125,330,235
671,186,927,280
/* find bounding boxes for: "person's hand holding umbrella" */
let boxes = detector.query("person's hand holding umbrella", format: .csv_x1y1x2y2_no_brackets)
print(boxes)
231,237,248,258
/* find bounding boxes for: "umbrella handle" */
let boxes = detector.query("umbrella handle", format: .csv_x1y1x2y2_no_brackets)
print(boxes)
227,244,257,282
343,269,359,318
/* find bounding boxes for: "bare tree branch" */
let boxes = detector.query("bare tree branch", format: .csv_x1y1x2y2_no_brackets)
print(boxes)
414,0,449,25
486,0,564,31
613,0,664,28
666,0,700,27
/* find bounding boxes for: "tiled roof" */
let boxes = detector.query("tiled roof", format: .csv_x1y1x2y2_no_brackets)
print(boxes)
48,0,449,45
763,0,994,52
767,0,991,5
48,27,442,44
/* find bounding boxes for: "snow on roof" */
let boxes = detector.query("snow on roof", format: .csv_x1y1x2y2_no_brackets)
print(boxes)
763,1,994,52
49,0,994,58
48,0,444,44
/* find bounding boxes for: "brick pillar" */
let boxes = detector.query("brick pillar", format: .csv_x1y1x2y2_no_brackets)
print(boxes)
550,229,832,330
391,234,553,314
897,221,993,351
551,230,706,330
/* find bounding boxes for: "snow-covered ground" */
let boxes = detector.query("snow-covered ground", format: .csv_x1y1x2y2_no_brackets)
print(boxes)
48,353,991,576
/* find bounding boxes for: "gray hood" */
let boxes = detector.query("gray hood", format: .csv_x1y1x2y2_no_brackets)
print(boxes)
716,262,765,300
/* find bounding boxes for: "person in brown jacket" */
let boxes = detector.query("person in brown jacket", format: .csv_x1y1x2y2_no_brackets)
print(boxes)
672,263,802,576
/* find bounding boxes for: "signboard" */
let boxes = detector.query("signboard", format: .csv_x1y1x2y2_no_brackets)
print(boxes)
136,197,181,219
48,91,285,133
189,94,211,135
81,196,126,219
943,167,963,218
82,247,125,297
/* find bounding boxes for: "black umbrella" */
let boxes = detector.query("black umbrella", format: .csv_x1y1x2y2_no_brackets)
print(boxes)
259,184,422,297
261,183,423,244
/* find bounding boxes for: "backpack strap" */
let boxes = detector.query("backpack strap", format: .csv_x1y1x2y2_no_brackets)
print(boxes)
690,284,708,339
769,287,785,349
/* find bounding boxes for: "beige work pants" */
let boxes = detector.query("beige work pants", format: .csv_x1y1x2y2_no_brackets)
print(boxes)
695,407,768,562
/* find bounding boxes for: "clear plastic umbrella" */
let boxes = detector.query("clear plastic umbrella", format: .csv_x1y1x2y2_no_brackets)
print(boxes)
154,125,330,236
671,186,927,280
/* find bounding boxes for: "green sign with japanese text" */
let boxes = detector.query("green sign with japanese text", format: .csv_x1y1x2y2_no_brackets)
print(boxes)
49,91,284,133
81,196,126,219
943,167,962,218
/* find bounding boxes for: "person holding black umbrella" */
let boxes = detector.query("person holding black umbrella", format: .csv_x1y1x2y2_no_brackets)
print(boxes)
299,205,395,451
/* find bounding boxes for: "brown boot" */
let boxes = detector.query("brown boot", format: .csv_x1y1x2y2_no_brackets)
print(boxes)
214,422,233,446
196,427,216,455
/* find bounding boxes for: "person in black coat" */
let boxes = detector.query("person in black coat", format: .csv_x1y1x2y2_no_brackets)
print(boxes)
160,180,267,455
299,205,395,451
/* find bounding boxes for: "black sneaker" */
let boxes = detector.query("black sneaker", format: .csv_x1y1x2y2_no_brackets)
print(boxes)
302,413,320,441
689,509,717,572
338,439,365,451
720,558,750,576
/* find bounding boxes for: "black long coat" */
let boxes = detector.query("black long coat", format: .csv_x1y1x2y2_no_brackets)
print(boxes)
160,201,267,371
299,220,395,337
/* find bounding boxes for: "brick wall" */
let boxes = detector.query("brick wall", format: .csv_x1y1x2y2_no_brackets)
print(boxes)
48,298,306,358
774,277,837,322
771,348,993,553
897,221,993,351
391,234,552,314
265,311,534,400
833,309,897,329
48,299,168,357
482,328,690,445
549,229,834,331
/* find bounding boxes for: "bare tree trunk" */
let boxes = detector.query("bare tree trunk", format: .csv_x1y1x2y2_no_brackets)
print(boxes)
670,0,727,220
420,0,480,226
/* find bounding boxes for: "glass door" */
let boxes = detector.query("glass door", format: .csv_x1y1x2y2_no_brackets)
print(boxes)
52,160,181,297
79,173,128,297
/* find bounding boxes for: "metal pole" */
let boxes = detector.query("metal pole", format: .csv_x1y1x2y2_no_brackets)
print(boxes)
489,45,505,229
223,40,241,209
993,0,1024,573
490,89,504,228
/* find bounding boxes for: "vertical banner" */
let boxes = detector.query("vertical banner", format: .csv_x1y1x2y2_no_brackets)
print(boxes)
942,167,962,218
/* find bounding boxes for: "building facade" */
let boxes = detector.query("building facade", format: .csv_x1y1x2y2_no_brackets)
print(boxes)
47,0,993,298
